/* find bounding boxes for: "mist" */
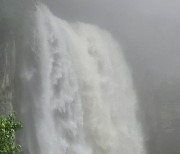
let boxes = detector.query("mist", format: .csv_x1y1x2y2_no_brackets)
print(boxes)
41,0,180,154
1,0,180,154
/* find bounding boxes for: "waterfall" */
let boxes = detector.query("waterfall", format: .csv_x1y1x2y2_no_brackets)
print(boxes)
17,3,145,154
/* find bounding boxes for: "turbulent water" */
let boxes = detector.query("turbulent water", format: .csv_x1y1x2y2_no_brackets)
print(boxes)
16,3,145,154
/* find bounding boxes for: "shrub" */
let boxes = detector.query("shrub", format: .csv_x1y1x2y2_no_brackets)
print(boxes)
0,112,22,154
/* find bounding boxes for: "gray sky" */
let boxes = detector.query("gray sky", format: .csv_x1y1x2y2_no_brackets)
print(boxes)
41,0,180,153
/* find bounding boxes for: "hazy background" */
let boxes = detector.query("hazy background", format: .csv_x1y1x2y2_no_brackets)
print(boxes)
39,0,180,154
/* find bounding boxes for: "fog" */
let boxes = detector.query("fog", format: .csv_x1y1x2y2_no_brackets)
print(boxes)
1,0,180,153
41,0,180,154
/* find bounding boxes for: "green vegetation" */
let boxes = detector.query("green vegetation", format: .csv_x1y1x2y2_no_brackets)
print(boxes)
0,112,22,154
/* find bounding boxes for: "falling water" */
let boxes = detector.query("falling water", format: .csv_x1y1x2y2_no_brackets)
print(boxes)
16,3,145,154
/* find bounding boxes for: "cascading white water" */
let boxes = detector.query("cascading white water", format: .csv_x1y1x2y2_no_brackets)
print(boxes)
18,3,145,154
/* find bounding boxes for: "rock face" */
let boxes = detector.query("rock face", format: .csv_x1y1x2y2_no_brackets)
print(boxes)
0,42,14,115
0,19,15,115
0,0,34,116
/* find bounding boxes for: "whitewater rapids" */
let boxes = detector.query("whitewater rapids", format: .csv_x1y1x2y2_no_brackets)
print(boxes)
17,3,145,154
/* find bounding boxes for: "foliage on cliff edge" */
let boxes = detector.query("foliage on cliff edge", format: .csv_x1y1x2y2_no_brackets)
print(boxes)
0,112,22,154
